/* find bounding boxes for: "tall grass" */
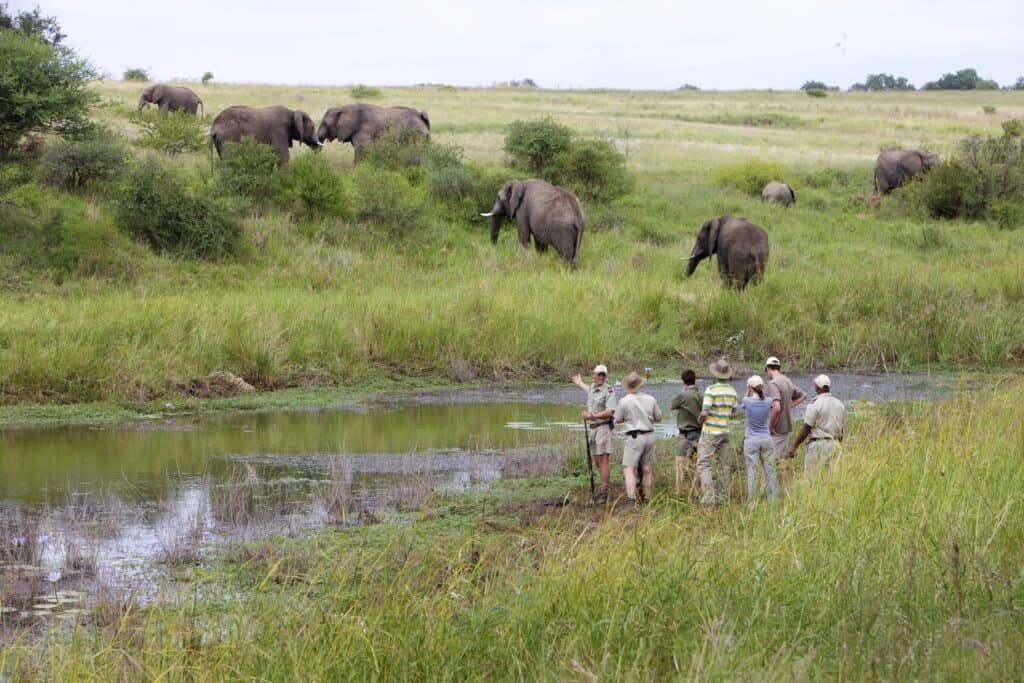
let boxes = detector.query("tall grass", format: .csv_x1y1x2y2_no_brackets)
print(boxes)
5,386,1021,679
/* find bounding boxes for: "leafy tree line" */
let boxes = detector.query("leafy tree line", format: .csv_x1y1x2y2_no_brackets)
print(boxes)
809,69,1021,92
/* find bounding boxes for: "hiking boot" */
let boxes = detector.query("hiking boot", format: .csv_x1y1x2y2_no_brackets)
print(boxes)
594,487,608,504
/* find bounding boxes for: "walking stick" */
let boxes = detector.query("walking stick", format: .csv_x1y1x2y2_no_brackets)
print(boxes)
583,419,595,500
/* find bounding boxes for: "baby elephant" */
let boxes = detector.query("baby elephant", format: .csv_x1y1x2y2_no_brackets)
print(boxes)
686,216,769,289
481,179,585,268
138,84,203,116
761,181,795,207
874,149,939,194
210,105,321,168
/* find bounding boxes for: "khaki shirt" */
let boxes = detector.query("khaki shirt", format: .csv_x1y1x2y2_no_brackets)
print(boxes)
670,386,702,433
587,382,618,427
614,392,662,432
803,393,846,440
765,373,804,435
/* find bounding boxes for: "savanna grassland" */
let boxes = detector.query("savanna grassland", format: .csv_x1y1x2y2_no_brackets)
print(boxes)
2,82,1023,415
2,82,1024,681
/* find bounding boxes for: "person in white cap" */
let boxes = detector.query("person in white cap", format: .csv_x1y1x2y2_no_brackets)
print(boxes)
573,364,618,502
763,356,805,485
741,375,781,502
613,371,662,507
788,374,846,478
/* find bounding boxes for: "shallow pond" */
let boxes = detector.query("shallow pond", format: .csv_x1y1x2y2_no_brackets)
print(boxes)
0,373,961,617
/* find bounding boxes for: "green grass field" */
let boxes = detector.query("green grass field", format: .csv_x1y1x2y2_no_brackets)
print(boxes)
2,83,1023,408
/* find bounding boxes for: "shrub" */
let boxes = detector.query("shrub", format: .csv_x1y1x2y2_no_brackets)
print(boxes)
273,154,347,218
712,160,790,197
1002,119,1023,138
916,136,1024,220
40,127,127,192
423,142,473,203
350,165,427,237
989,200,1023,230
503,117,572,174
0,29,99,158
217,138,279,199
982,105,996,115
805,89,827,98
350,84,382,99
201,71,213,84
923,68,998,91
359,127,431,179
117,155,243,259
123,67,148,81
548,138,632,202
130,108,207,155
800,80,831,90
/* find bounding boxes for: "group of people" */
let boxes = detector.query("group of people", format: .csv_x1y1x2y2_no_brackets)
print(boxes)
572,356,847,507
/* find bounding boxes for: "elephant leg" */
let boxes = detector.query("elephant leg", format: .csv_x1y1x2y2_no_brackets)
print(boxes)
517,219,532,250
272,140,289,169
534,242,549,253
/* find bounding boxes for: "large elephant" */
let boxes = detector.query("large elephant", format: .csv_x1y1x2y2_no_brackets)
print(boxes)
210,105,320,168
480,179,585,268
138,84,203,115
874,149,939,194
761,181,795,207
316,103,430,163
686,216,769,289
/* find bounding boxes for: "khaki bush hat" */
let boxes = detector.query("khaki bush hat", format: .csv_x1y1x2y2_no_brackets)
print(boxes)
708,358,733,380
814,374,832,389
622,371,645,392
592,364,608,375
747,375,764,388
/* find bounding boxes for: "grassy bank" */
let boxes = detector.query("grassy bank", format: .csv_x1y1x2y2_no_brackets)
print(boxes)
2,85,1024,406
4,385,1021,679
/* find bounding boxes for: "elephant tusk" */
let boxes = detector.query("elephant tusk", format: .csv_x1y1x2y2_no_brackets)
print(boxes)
480,212,494,217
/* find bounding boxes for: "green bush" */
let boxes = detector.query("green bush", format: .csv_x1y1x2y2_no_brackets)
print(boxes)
1002,119,1023,138
117,155,243,259
273,154,347,218
130,109,207,155
350,165,427,237
0,186,135,281
217,138,279,199
548,138,631,202
712,160,790,196
123,67,148,81
982,105,997,115
423,143,472,203
359,127,431,179
805,89,827,98
503,117,573,174
989,200,1023,230
201,71,213,84
915,135,1024,220
40,128,127,192
350,85,382,99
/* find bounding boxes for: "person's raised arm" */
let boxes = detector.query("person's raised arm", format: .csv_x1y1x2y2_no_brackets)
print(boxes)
791,386,806,408
571,374,589,392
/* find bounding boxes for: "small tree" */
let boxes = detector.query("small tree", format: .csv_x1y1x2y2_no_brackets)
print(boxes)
1013,77,1024,91
0,4,66,45
201,71,213,84
503,117,572,174
923,68,998,90
801,80,829,90
0,27,99,158
123,67,149,81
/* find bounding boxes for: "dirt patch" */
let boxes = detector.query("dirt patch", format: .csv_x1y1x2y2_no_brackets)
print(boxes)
180,371,256,398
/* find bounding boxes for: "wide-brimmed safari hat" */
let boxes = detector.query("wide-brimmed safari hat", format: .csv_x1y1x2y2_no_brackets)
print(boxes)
622,371,645,392
708,358,733,380
592,364,608,375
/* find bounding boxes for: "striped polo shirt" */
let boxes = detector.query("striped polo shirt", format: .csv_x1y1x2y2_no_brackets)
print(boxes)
701,380,737,436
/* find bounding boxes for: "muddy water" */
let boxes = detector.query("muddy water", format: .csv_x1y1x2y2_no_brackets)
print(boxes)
0,373,958,611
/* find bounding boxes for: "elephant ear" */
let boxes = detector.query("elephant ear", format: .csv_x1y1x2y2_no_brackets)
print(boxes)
707,218,722,254
787,184,796,202
508,181,526,217
292,110,307,141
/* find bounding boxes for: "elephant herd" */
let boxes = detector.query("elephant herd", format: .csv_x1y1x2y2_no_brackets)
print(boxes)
137,83,939,287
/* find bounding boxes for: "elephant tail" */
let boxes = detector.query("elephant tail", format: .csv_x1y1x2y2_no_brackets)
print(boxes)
419,111,431,130
572,214,585,267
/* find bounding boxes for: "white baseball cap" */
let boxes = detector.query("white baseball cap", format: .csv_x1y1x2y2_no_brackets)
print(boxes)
765,356,781,368
814,374,831,389
747,375,764,388
592,364,608,375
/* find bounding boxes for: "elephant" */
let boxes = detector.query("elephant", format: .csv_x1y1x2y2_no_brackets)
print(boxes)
316,103,430,163
137,84,203,115
210,105,321,168
480,179,585,268
686,216,769,289
761,181,796,206
874,149,939,194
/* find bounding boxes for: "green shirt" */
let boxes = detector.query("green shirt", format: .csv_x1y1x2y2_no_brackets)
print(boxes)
701,380,737,437
670,385,702,433
586,382,618,426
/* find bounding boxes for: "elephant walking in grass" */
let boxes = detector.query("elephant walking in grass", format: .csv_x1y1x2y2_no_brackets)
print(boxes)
210,105,321,168
316,103,430,163
686,216,769,289
481,179,585,268
762,181,795,206
874,149,939,194
138,84,203,115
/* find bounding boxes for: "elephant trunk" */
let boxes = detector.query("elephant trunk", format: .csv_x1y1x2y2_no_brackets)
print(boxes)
685,248,705,277
316,123,331,143
489,214,503,244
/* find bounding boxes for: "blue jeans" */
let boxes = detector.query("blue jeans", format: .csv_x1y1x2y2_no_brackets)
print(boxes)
743,434,778,502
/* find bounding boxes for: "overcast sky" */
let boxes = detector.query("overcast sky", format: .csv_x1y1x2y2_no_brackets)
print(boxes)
15,0,1024,90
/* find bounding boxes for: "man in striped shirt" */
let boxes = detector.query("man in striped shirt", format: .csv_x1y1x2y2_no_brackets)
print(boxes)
697,358,738,506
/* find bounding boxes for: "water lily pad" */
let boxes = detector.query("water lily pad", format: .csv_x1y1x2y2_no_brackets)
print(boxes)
55,590,84,601
56,609,88,620
1,606,17,613
31,603,57,610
